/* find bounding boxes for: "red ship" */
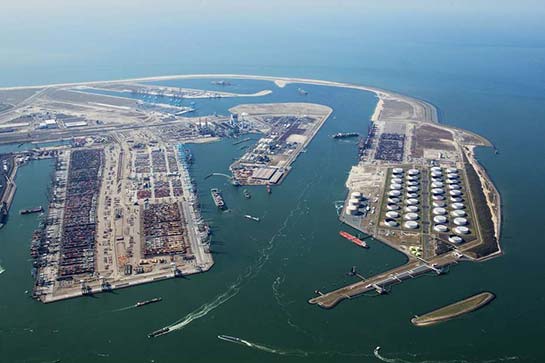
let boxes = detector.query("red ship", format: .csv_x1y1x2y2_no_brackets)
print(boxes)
339,231,368,248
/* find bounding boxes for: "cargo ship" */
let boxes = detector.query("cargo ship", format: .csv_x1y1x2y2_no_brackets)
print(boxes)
339,231,368,248
20,206,43,215
135,297,162,308
332,132,359,139
211,188,226,209
244,214,260,222
148,327,170,338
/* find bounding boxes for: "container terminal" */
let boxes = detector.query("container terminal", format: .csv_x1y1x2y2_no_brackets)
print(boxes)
0,74,501,305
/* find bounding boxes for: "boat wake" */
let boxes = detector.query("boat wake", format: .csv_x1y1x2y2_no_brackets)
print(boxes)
150,183,313,337
0,264,5,275
373,346,520,363
111,305,136,312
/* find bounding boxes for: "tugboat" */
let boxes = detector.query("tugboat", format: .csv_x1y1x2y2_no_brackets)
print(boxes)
243,189,251,199
211,188,226,209
135,297,162,308
332,132,359,139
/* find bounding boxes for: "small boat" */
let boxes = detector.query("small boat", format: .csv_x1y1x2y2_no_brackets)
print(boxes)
218,335,243,343
243,189,251,199
266,184,271,194
135,297,162,308
374,346,381,355
244,215,260,222
148,327,170,338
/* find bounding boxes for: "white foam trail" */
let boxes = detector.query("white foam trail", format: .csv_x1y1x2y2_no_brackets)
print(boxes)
111,305,136,312
155,183,313,336
373,347,520,363
0,265,5,275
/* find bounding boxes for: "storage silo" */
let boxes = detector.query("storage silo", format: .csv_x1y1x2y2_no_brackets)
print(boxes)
448,235,464,244
405,206,419,213
451,202,465,210
387,203,400,210
384,218,399,227
433,215,447,224
388,190,401,197
404,221,419,229
390,183,402,190
346,205,358,215
450,210,466,217
453,217,468,226
404,213,419,221
453,226,470,235
386,211,400,219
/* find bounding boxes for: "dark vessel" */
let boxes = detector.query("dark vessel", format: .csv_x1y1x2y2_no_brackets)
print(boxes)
135,297,162,307
211,188,226,209
148,327,170,338
0,202,8,228
20,206,43,215
332,132,359,139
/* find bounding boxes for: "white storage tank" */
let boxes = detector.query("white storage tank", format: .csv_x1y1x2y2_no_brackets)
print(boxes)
350,191,362,199
431,177,443,183
390,183,402,190
448,184,461,190
432,195,445,201
407,186,419,192
431,181,444,188
449,190,462,197
446,179,460,184
346,205,358,215
388,197,401,204
384,218,399,227
404,221,419,229
447,173,459,179
392,168,404,175
408,168,420,176
404,213,419,221
434,224,448,233
454,226,470,235
349,198,360,206
450,210,466,217
386,211,400,219
387,203,400,211
407,181,419,187
446,167,458,173
406,175,419,181
391,178,403,184
449,235,464,244
453,217,468,226
433,215,447,224
432,201,446,207
406,192,419,199
451,202,465,210
450,196,463,203
431,171,442,178
430,166,442,172
433,207,447,215
405,206,419,212
432,188,445,195
388,190,401,197
406,198,419,205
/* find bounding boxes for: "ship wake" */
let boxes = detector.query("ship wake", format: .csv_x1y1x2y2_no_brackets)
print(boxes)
374,346,520,363
149,182,313,337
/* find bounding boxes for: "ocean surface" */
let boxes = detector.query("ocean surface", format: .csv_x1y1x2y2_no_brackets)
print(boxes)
1,2,545,362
